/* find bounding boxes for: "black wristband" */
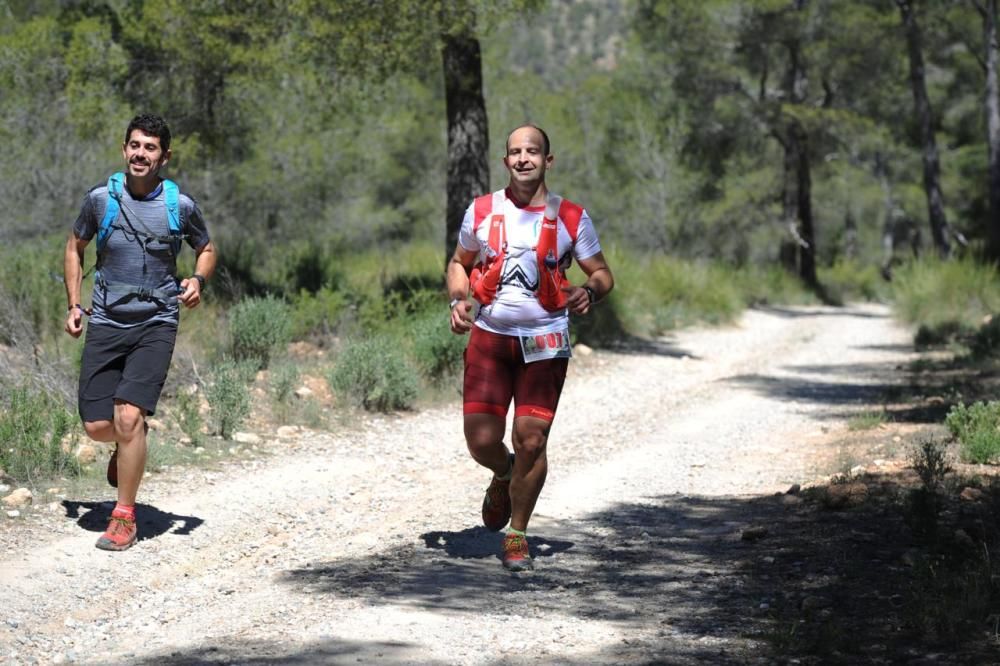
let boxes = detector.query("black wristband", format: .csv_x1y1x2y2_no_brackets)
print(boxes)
583,286,596,304
192,274,206,290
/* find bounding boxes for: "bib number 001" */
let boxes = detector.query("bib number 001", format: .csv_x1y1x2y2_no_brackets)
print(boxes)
520,328,572,363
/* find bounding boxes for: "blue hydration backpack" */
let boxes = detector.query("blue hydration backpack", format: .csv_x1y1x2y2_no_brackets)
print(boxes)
94,172,187,301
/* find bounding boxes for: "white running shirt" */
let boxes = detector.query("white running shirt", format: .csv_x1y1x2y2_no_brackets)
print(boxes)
458,190,602,337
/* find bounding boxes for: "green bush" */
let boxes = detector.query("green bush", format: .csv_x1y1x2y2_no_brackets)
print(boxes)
205,359,254,440
892,258,1000,333
945,401,1000,464
408,309,466,381
228,296,293,369
0,385,78,483
914,321,974,349
268,361,300,424
818,260,888,304
572,246,773,341
357,288,440,335
290,287,348,338
329,336,418,412
0,237,69,345
174,388,204,446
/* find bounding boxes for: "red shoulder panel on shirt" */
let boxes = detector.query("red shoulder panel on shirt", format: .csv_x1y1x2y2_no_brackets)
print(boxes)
558,199,584,241
473,194,494,232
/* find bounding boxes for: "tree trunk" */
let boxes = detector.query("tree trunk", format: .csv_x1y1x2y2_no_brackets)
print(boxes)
441,33,490,269
776,34,817,288
897,0,952,258
780,129,799,274
984,0,1000,262
791,121,818,288
843,210,857,261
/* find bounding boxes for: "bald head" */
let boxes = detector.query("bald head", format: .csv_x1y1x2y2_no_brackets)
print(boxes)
505,125,550,157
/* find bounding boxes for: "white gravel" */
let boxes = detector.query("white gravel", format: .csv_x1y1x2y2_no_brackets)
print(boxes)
0,303,915,665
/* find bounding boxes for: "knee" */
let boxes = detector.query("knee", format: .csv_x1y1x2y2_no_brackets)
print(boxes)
464,415,504,458
83,420,113,441
512,426,548,461
113,405,145,440
466,433,501,459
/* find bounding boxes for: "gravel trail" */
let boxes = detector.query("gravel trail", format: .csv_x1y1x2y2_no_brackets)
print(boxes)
0,303,915,665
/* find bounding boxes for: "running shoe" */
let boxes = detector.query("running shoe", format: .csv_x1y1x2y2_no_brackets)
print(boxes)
501,532,533,571
106,445,118,488
482,453,514,531
95,512,137,551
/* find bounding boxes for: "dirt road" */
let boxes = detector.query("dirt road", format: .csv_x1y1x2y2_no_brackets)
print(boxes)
0,303,916,665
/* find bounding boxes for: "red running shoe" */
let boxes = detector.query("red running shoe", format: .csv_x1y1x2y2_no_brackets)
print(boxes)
95,510,137,551
501,532,532,571
482,454,514,531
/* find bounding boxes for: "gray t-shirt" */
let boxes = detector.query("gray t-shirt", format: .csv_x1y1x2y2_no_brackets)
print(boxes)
73,178,210,328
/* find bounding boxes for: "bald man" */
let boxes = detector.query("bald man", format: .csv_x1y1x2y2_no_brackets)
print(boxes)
446,125,615,571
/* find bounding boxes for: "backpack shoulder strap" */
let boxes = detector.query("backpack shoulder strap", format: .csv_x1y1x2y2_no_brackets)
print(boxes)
558,197,584,242
163,179,181,233
162,178,182,255
96,172,125,252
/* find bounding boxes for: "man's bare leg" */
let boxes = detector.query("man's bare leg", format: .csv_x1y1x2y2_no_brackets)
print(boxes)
464,413,509,476
113,400,147,506
509,416,549,532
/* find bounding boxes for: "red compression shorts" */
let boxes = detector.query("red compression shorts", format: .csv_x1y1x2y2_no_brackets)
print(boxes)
463,326,569,422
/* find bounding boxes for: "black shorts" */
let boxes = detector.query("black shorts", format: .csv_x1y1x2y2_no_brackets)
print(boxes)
78,320,178,422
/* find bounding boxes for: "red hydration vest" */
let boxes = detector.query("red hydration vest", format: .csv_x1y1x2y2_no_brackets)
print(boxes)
469,189,583,312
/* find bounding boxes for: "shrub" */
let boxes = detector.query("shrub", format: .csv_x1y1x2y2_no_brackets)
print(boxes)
970,315,1000,358
945,401,1000,464
228,296,292,369
914,321,974,349
329,336,418,412
848,410,887,431
174,388,204,446
269,361,300,424
910,440,952,490
0,237,68,345
572,246,751,340
205,359,254,440
408,309,466,381
290,287,348,338
818,260,888,304
0,385,78,483
892,258,1000,333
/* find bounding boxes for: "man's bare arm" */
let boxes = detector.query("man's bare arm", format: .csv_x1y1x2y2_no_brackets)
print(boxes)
446,246,478,334
562,251,614,316
178,241,218,309
63,233,90,337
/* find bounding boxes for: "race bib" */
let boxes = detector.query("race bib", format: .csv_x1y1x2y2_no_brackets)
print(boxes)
520,328,572,363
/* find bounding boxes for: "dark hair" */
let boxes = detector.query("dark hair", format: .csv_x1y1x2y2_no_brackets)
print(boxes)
506,124,550,156
124,114,171,152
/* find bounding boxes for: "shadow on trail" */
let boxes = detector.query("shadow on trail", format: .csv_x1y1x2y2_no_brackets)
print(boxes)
61,500,203,543
728,373,897,409
605,335,702,359
752,305,889,320
727,352,965,426
274,489,995,663
127,638,422,665
421,526,574,561
124,634,740,665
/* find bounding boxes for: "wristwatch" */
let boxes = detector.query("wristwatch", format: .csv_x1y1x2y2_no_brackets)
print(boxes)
583,286,596,304
192,274,206,290
449,298,463,310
